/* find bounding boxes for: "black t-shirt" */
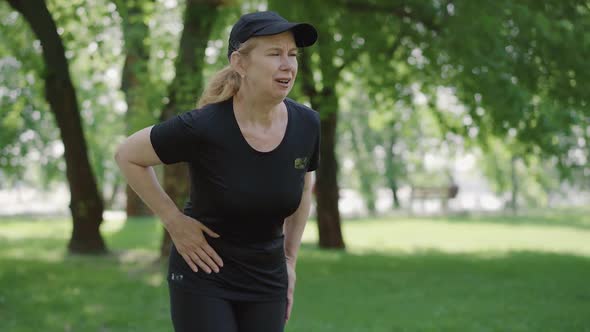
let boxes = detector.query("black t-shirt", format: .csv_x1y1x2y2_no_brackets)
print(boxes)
150,96,320,301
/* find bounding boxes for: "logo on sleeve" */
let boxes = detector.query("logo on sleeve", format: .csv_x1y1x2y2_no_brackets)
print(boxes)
294,157,309,170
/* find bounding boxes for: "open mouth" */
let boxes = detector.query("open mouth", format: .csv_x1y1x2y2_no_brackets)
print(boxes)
275,78,291,87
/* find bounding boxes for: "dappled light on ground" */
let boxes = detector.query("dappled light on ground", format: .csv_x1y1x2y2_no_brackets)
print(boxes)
2,213,590,331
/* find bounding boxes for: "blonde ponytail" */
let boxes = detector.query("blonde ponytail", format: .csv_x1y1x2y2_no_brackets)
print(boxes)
197,67,241,108
196,38,258,108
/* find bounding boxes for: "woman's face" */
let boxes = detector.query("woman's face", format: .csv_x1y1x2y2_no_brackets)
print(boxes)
240,31,298,101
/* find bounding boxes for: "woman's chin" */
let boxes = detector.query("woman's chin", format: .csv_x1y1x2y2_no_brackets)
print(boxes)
266,89,291,101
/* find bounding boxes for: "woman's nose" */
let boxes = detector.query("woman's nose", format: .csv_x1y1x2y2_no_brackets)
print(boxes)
279,54,296,70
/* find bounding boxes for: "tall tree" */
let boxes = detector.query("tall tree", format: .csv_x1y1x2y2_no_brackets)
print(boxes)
116,0,156,217
300,26,346,248
5,0,106,253
159,0,224,257
268,0,357,248
270,0,435,247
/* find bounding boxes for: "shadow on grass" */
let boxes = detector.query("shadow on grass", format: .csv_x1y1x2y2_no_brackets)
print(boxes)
0,255,170,332
4,214,590,330
2,236,590,332
289,248,590,332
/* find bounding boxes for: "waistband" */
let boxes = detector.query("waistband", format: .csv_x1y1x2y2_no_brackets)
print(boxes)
192,215,285,245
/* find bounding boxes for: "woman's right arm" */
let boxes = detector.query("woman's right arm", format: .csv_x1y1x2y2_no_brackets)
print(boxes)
114,126,223,273
114,126,183,223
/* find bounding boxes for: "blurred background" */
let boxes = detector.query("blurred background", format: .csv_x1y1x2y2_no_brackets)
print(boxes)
1,0,589,331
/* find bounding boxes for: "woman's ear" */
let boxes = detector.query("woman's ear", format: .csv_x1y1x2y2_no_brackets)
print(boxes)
230,52,246,77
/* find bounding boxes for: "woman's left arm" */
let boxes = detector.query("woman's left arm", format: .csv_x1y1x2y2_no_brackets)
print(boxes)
283,171,314,322
284,172,314,267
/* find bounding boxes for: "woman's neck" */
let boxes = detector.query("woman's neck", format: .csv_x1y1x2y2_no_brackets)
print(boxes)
233,90,284,127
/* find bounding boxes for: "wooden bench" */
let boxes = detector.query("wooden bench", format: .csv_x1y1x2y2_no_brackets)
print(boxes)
410,185,459,213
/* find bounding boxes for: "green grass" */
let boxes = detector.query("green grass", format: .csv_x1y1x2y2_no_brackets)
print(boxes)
1,211,590,332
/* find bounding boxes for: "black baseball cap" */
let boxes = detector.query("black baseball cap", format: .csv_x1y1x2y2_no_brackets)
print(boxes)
227,11,318,59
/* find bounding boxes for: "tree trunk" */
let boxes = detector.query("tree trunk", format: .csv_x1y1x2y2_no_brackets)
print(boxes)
105,181,122,210
159,0,221,258
348,118,376,215
315,97,345,248
299,42,345,248
7,0,106,253
267,0,346,249
117,0,154,217
384,131,401,209
510,154,518,215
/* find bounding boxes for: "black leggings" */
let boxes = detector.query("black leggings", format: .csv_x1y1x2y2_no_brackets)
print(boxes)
169,285,287,332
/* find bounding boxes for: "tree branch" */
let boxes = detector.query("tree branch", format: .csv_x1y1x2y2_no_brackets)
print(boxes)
339,0,442,32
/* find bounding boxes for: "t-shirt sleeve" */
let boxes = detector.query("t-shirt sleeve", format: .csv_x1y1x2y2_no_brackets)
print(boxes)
150,111,200,164
307,113,320,172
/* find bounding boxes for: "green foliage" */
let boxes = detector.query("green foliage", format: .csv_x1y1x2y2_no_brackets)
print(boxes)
0,2,63,188
2,0,589,209
1,0,167,194
304,0,589,200
44,0,129,195
117,0,160,133
478,137,562,207
201,6,242,89
429,0,589,173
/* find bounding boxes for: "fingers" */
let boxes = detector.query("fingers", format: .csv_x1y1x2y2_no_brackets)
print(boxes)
186,250,216,274
195,247,220,273
180,245,223,274
181,250,213,274
181,253,199,273
203,244,224,268
199,224,220,238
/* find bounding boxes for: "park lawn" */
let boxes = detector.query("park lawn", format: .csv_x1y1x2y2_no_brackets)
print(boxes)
1,212,590,332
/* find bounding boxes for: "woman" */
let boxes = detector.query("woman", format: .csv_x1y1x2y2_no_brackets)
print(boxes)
115,11,320,332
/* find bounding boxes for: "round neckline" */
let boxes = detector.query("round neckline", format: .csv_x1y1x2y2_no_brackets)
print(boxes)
230,98,291,155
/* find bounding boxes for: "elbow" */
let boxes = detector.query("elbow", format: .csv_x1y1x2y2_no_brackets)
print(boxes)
113,143,127,166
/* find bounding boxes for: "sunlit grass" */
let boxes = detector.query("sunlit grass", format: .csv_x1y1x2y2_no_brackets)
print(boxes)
1,211,590,331
304,209,590,257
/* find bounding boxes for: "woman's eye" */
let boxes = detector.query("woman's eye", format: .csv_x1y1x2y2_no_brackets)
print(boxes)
269,53,280,56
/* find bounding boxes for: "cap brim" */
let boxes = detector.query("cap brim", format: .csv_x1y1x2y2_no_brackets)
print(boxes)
252,22,318,47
